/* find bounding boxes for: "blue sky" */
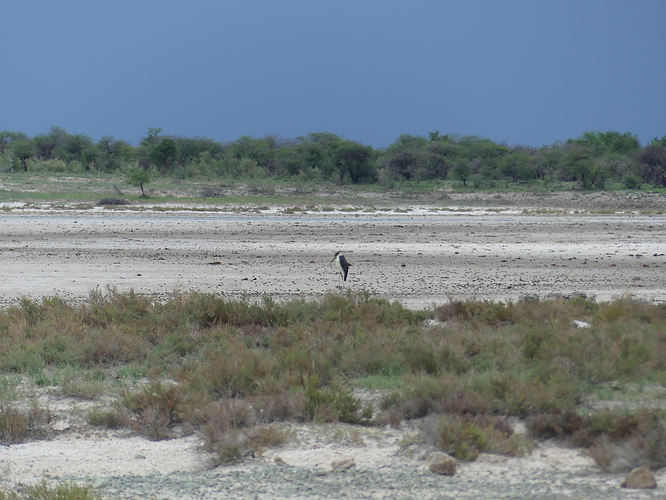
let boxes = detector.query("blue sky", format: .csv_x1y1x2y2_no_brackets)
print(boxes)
2,1,665,148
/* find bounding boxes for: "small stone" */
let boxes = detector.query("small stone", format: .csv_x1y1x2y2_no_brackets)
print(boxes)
518,293,540,303
331,457,355,472
274,457,286,466
428,451,457,476
621,467,657,489
573,320,592,329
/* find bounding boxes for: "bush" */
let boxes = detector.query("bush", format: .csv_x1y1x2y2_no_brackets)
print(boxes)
303,379,365,424
435,414,530,461
87,405,126,428
0,404,50,444
623,174,641,189
527,409,666,471
97,198,128,206
0,479,101,500
121,381,183,440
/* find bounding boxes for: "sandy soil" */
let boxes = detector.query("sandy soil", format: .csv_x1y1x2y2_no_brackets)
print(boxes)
2,192,666,497
1,203,665,310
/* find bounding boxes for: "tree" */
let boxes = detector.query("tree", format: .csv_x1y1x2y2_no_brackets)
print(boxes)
386,134,428,153
564,146,596,188
141,128,162,147
297,132,343,179
174,137,223,168
274,147,307,178
81,147,100,170
498,151,537,182
96,136,134,172
226,136,268,166
450,158,471,186
0,131,29,154
381,133,450,181
148,138,179,172
294,140,332,179
428,130,455,143
418,142,452,180
454,136,509,181
568,131,640,156
333,141,376,183
13,140,36,171
300,132,343,150
62,134,94,163
639,145,666,186
384,150,417,180
650,136,666,148
127,167,151,196
33,126,68,159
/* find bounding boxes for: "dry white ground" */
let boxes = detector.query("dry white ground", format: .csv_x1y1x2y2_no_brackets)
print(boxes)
2,190,666,498
1,197,666,309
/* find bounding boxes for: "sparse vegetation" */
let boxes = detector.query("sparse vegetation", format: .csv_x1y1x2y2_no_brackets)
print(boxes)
0,479,101,500
0,403,50,444
0,290,664,469
434,414,532,461
96,197,128,206
527,408,666,471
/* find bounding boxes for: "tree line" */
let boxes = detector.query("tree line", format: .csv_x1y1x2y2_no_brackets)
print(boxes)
1,126,666,190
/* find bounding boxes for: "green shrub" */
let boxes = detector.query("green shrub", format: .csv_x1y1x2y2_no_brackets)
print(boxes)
121,381,183,440
302,378,363,424
623,174,641,189
436,414,529,461
0,479,101,500
87,405,125,428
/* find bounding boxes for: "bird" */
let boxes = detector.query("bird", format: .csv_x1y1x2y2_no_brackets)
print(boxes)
331,251,351,281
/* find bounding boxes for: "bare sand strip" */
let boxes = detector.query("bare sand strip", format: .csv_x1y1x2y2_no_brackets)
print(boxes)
1,209,665,309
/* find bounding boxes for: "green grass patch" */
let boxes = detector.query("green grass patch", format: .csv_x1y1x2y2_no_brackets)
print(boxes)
0,479,101,500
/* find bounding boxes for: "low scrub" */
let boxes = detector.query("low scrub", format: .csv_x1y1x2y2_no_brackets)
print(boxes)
0,404,50,444
87,404,127,428
303,379,371,425
199,399,292,465
204,425,292,465
120,381,184,440
420,414,532,461
1,291,665,465
0,480,101,500
527,408,666,471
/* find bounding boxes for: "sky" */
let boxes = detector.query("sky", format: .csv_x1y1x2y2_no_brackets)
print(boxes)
2,1,665,149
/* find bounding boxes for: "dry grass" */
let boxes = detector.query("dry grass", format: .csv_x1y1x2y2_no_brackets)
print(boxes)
0,404,50,445
0,479,100,500
1,290,665,466
527,408,666,471
197,399,292,465
120,381,184,440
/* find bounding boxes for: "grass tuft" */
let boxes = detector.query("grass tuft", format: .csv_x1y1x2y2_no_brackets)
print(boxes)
0,479,101,500
0,404,50,445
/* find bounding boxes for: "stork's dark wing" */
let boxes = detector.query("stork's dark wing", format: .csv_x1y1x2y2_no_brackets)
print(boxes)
339,254,349,281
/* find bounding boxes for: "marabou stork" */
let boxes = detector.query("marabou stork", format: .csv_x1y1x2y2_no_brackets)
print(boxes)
331,251,351,282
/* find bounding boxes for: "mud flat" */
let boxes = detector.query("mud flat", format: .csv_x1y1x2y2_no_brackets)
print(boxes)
1,208,665,309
